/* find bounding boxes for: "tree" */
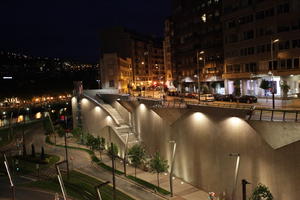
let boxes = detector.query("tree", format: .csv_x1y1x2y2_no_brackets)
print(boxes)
86,134,95,149
249,183,273,200
128,144,146,178
149,152,169,188
72,127,83,138
55,124,65,137
31,144,36,157
260,79,270,96
280,81,290,98
108,143,119,158
99,137,105,160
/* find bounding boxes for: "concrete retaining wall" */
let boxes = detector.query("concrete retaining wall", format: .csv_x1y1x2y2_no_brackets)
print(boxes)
73,97,300,200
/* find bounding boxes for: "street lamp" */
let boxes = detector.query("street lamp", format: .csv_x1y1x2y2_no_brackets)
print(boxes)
95,181,110,200
55,161,68,200
229,153,240,200
169,140,177,197
270,38,279,109
2,153,15,200
197,51,205,102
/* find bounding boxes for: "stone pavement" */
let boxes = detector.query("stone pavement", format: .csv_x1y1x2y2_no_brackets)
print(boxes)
55,137,209,200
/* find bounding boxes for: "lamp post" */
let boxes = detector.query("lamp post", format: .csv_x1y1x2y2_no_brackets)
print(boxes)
3,153,15,200
242,179,250,200
55,161,68,200
229,153,240,200
169,140,177,197
95,181,110,200
197,51,205,102
270,39,279,109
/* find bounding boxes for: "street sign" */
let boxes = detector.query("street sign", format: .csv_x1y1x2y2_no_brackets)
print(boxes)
36,164,39,169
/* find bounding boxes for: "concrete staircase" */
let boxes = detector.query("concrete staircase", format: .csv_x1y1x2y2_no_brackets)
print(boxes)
83,92,139,147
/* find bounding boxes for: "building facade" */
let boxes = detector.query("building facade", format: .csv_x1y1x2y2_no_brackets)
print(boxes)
100,53,132,93
163,18,175,89
170,0,224,93
100,27,164,89
222,0,300,97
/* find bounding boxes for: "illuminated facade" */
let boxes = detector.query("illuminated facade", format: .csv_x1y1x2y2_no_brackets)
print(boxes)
170,0,224,93
100,27,164,88
222,0,300,96
100,53,132,93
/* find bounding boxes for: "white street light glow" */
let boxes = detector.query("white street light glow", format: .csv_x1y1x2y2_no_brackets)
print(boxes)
3,76,13,79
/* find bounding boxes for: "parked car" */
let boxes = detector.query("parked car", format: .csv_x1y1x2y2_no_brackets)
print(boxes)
185,93,197,99
213,94,224,101
199,94,215,102
236,95,257,103
219,94,236,102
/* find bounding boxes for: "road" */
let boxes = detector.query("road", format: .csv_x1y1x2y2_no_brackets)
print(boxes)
0,177,57,200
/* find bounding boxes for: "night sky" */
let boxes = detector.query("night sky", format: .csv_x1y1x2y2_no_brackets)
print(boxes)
0,0,171,63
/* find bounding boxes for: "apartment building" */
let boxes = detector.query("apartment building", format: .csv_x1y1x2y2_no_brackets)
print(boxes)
100,27,164,89
100,53,132,93
222,0,300,96
170,0,224,93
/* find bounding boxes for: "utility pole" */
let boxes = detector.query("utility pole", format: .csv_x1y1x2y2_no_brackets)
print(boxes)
197,51,205,102
64,112,69,179
242,179,250,200
270,38,279,109
111,142,116,200
169,141,177,197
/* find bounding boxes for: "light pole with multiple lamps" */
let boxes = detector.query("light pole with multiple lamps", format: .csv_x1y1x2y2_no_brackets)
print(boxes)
197,51,205,102
270,38,279,109
169,140,177,197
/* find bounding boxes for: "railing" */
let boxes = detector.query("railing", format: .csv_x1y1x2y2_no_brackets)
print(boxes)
249,108,300,122
134,97,254,110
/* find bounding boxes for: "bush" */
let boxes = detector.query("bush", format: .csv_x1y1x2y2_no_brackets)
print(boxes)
249,183,273,200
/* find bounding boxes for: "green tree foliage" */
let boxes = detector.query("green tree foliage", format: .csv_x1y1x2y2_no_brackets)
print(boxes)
43,118,53,135
98,137,106,160
149,152,169,188
128,144,146,177
260,79,270,96
72,127,83,138
249,183,273,200
280,81,290,98
55,124,65,137
108,143,119,158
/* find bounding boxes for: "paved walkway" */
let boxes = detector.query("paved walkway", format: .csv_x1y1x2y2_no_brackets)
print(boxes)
54,137,208,200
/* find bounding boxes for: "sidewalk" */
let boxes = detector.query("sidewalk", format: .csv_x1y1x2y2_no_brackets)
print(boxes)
55,137,208,200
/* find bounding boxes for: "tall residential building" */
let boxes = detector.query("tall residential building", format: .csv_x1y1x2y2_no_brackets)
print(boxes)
100,27,164,88
171,0,224,93
222,0,300,96
100,53,132,93
163,17,175,88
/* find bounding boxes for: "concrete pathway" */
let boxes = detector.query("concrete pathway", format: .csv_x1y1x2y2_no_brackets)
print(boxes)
54,137,208,200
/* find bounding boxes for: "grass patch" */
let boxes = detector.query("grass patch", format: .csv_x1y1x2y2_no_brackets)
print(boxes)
46,136,170,196
0,118,50,147
126,175,170,195
24,170,134,200
0,154,59,175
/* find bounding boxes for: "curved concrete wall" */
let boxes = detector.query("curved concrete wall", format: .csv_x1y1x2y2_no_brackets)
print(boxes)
130,102,300,200
72,97,126,157
73,97,300,200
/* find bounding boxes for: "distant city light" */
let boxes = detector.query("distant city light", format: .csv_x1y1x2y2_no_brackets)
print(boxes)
3,76,13,79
